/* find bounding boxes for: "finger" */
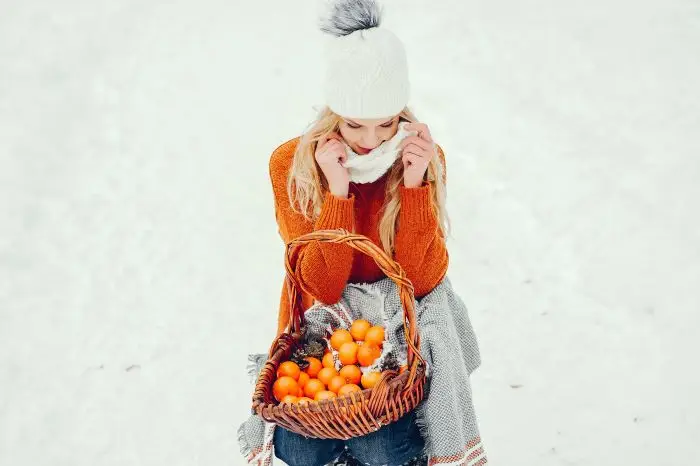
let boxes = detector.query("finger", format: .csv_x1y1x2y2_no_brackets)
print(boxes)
321,139,342,156
404,123,433,142
323,141,346,163
399,136,431,152
403,144,432,162
336,147,347,163
318,132,341,150
402,143,429,158
327,132,343,143
402,152,422,167
327,135,346,153
405,153,430,172
403,122,425,131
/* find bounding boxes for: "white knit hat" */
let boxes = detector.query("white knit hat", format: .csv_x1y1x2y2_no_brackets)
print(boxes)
319,0,410,119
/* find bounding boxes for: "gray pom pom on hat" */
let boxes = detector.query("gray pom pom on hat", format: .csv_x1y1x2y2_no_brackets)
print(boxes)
319,0,383,37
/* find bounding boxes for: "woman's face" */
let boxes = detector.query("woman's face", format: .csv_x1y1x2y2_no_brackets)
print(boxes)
338,115,400,155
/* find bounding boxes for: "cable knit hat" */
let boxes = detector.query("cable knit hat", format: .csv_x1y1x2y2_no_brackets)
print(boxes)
319,0,410,119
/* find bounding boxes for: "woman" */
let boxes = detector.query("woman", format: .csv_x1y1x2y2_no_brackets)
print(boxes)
269,1,449,465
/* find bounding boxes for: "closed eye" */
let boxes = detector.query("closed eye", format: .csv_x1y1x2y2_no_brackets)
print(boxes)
347,121,394,129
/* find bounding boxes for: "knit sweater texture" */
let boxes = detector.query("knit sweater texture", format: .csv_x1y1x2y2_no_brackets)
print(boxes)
269,137,448,335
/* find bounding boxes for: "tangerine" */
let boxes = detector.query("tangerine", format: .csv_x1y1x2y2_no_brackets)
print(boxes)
277,361,301,380
281,395,299,404
304,357,322,378
364,326,385,347
361,371,382,389
338,384,362,397
317,367,338,386
357,343,380,367
339,365,362,385
297,371,310,388
350,319,372,341
303,378,325,399
315,390,337,402
328,375,346,394
272,376,299,402
330,329,353,350
338,342,359,366
322,352,336,369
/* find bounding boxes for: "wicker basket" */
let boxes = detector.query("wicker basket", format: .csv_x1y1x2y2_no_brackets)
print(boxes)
251,229,427,439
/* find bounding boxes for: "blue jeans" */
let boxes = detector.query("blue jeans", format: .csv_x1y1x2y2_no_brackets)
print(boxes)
273,411,425,466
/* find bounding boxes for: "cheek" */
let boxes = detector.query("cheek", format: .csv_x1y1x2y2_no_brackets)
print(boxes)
338,127,356,144
379,127,398,142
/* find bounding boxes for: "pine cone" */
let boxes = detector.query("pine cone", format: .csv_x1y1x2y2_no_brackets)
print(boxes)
290,348,310,369
290,339,327,368
380,352,401,372
304,340,326,360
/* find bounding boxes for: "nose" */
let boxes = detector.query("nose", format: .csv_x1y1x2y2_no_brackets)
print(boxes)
360,129,381,149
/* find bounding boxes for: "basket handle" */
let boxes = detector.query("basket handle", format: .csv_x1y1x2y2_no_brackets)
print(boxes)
283,229,425,378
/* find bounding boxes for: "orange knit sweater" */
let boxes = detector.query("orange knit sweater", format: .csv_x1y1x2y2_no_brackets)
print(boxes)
270,137,449,335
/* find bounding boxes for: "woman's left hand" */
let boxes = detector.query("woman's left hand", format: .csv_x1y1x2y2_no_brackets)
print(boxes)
399,123,437,188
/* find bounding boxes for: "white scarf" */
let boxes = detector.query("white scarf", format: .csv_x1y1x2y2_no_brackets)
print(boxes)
342,121,418,184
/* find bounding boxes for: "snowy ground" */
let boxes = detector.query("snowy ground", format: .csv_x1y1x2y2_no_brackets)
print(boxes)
1,0,699,465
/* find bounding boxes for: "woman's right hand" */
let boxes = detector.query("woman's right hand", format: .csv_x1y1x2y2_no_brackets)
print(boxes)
315,132,350,198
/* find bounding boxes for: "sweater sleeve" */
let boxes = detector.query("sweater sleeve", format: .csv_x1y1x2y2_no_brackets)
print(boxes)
269,144,355,305
392,145,449,297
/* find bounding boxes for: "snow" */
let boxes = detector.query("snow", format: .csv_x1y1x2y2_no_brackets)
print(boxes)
1,0,699,465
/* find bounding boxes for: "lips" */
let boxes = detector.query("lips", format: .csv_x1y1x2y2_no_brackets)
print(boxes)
356,146,373,155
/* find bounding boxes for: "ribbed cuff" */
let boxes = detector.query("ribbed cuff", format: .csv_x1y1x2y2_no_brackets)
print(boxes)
315,191,355,231
399,182,436,227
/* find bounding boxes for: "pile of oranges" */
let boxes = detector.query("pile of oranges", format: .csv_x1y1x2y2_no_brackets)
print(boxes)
272,319,387,405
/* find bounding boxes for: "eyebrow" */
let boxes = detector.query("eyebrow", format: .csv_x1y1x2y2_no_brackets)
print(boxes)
346,117,395,127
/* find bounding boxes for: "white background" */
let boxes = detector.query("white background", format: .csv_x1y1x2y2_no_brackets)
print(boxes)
1,0,699,464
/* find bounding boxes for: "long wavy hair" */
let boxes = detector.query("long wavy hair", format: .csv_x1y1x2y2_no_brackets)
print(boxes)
287,105,450,255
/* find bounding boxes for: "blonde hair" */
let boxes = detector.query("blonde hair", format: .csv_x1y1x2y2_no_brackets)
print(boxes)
287,105,450,255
